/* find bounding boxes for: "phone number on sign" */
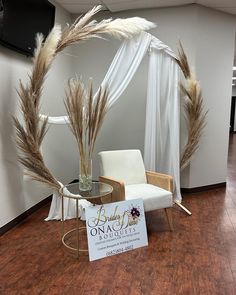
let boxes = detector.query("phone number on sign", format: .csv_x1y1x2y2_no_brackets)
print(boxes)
106,245,133,256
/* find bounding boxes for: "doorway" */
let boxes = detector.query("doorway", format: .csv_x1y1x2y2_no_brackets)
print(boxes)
230,96,236,133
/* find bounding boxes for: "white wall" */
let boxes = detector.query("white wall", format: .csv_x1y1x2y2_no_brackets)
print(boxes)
0,1,78,227
188,6,235,187
72,5,236,188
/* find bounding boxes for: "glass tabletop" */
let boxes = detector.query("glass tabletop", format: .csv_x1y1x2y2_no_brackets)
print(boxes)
59,181,113,200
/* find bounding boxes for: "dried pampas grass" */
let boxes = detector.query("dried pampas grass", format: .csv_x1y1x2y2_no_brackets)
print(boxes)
64,79,108,176
14,5,154,190
56,5,156,53
13,25,62,190
177,42,207,170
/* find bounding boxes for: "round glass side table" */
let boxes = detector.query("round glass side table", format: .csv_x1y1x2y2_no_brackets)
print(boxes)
59,181,113,258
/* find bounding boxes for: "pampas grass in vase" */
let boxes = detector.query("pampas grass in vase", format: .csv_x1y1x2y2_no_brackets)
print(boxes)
65,78,108,191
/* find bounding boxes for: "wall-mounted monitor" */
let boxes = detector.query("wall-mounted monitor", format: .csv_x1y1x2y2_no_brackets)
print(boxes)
0,0,55,56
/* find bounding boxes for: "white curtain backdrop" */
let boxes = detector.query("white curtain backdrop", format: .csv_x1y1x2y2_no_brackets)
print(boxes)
98,32,152,107
144,43,181,201
45,32,181,220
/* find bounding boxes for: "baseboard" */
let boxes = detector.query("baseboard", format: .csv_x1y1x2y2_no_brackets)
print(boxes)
181,182,226,194
0,195,52,236
3,179,225,235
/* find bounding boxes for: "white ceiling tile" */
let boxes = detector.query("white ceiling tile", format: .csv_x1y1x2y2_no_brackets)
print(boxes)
197,0,236,15
103,0,194,4
197,0,236,7
60,4,98,13
53,0,236,15
55,0,103,13
103,0,195,12
155,0,195,5
56,0,101,3
215,7,236,15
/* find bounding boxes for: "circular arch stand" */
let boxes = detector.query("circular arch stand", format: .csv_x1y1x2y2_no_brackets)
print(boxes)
14,6,202,223
174,201,192,216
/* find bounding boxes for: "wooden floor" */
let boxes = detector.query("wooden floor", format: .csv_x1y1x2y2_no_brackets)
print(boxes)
1,135,236,295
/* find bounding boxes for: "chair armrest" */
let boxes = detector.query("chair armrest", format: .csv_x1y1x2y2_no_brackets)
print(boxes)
99,176,125,203
146,171,173,193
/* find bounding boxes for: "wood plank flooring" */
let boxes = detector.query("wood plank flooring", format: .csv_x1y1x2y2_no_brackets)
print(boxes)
1,134,236,294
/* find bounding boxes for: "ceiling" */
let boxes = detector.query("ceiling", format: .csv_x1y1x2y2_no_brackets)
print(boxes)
54,0,236,69
54,0,236,15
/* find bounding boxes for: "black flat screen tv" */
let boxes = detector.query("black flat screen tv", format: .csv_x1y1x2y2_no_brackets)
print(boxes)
0,0,55,56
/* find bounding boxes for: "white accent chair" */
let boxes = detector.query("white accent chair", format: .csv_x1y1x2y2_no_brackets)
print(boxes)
98,149,174,231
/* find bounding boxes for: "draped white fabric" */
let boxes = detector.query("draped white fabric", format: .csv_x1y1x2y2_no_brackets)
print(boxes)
44,189,89,221
45,32,182,220
98,32,152,108
144,47,181,201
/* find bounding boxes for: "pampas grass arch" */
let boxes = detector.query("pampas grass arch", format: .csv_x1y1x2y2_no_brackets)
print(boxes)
14,5,206,192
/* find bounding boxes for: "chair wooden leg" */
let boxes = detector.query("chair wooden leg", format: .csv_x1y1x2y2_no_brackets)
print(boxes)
164,208,174,231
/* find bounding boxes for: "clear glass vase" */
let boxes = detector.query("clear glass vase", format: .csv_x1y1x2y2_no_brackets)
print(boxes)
79,157,92,191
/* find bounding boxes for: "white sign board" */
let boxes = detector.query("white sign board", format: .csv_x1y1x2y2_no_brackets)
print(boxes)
85,198,148,261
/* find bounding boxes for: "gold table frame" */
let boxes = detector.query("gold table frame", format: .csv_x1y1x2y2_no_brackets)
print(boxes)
59,181,113,258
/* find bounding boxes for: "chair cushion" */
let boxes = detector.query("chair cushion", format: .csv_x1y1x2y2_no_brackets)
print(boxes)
98,150,147,185
125,184,173,212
